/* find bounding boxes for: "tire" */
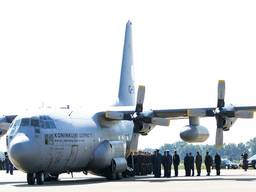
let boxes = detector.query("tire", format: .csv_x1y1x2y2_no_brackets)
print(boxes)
253,163,256,169
36,172,45,185
27,173,35,185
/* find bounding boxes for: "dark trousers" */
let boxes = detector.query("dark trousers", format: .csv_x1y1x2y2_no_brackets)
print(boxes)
174,165,179,176
5,160,13,175
216,168,220,175
164,165,171,177
206,165,211,176
196,164,201,176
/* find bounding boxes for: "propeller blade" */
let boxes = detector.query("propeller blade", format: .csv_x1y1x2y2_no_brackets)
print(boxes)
235,111,254,118
217,80,225,108
135,85,145,113
151,117,170,126
105,111,125,120
215,128,224,148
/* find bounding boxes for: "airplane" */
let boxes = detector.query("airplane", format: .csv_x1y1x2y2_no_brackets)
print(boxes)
1,20,256,185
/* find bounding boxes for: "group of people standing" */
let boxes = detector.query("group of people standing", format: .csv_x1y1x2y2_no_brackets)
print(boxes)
152,150,180,178
151,150,222,178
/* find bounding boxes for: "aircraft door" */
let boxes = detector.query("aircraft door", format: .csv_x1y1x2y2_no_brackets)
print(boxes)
65,145,79,169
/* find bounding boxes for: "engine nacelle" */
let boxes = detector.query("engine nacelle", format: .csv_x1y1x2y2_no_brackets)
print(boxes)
222,117,237,131
180,125,209,143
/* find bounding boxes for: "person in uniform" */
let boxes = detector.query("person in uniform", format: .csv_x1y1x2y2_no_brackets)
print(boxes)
0,159,3,170
242,152,249,171
195,151,202,176
151,150,156,177
4,152,13,175
204,151,213,176
166,151,172,177
184,153,190,176
155,149,162,177
162,150,172,177
162,151,167,177
189,152,194,176
214,153,221,176
173,151,180,177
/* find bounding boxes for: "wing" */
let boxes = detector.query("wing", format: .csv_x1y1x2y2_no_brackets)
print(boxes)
105,82,256,148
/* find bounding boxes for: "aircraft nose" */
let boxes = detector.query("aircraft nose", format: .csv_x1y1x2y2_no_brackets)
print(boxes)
9,134,40,172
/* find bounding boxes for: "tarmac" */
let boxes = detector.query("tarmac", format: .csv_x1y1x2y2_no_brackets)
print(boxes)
1,169,256,192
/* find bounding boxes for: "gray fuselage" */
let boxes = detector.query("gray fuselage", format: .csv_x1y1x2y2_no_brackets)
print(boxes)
7,109,135,174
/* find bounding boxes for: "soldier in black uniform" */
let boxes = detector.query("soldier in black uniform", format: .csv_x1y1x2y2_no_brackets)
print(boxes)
204,151,213,176
195,151,202,176
184,153,190,176
173,151,180,177
243,152,249,171
214,153,221,176
163,150,172,177
189,152,194,176
166,151,172,177
155,149,162,177
162,151,168,177
151,150,157,176
4,152,13,175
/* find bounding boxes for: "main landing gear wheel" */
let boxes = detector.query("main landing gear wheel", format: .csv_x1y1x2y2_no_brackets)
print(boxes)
27,173,36,185
106,160,123,180
36,172,45,185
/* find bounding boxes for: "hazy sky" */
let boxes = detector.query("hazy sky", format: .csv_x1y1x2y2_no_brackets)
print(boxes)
1,0,256,151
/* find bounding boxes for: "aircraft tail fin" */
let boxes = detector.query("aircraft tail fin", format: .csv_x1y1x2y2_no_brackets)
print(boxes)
117,21,135,106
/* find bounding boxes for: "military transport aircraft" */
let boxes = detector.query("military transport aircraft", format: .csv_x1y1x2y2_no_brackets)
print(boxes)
0,21,256,185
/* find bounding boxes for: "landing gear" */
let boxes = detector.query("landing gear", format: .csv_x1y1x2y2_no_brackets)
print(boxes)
27,173,36,185
36,172,45,185
27,172,44,185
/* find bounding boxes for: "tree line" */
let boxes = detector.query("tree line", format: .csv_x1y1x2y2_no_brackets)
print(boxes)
144,137,256,161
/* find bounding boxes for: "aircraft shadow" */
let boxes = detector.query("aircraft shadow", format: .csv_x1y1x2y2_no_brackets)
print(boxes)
11,174,256,187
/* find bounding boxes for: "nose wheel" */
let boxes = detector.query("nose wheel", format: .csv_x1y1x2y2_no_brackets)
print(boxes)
27,172,44,185
27,173,36,185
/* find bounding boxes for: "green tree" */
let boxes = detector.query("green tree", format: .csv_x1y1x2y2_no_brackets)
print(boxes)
246,137,256,156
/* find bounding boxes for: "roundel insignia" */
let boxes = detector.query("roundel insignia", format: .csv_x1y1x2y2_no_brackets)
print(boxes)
128,85,135,94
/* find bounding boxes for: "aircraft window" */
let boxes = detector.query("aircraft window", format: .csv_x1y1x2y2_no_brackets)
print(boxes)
49,121,56,128
39,120,45,128
20,118,30,126
9,119,21,135
39,116,56,129
31,119,40,127
44,121,50,129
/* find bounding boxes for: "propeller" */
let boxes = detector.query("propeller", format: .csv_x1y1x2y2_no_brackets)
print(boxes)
105,85,170,134
189,80,254,148
214,80,254,147
215,80,225,148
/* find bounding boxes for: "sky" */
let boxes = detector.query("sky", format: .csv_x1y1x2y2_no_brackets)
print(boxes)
1,0,256,151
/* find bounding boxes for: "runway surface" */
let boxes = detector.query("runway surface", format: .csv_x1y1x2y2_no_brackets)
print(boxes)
1,169,256,192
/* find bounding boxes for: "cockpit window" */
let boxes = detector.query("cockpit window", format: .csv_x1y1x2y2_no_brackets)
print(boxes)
39,116,56,129
31,118,40,127
20,118,30,126
9,119,21,135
